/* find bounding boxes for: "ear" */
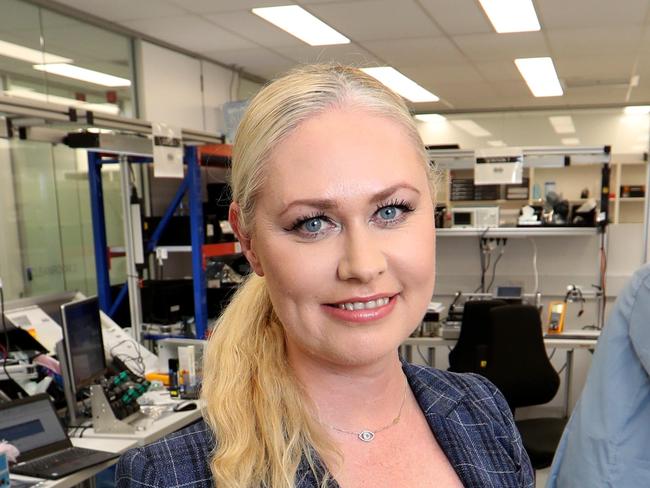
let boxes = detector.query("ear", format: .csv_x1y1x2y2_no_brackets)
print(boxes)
229,202,264,276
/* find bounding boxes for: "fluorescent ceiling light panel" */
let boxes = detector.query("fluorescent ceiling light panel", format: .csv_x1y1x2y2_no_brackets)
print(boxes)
0,39,72,64
561,137,580,146
515,57,563,97
361,67,439,102
415,113,446,122
33,63,131,87
478,0,540,33
451,119,492,137
487,140,506,147
5,87,120,114
252,6,349,46
549,115,575,134
624,105,650,115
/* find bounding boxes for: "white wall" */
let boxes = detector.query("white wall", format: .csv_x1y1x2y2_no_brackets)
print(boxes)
201,60,236,135
136,41,204,131
135,40,247,136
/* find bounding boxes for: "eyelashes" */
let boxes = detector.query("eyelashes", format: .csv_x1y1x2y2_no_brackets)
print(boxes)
285,198,416,238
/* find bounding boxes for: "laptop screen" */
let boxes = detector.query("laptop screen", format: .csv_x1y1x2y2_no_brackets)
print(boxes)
0,395,67,455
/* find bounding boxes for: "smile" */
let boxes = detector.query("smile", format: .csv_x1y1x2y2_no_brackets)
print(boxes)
336,297,390,311
323,294,398,323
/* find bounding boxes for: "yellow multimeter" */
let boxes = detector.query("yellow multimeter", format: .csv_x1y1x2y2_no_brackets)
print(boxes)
547,301,567,334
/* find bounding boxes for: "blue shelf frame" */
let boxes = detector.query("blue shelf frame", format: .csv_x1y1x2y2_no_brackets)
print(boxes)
87,146,208,338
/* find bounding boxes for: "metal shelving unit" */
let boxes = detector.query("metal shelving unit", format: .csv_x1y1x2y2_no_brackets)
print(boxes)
436,227,599,238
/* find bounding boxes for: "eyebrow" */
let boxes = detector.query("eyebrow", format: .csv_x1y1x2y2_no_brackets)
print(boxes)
279,183,421,216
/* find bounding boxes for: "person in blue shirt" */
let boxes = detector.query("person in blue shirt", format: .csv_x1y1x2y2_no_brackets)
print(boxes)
547,263,650,487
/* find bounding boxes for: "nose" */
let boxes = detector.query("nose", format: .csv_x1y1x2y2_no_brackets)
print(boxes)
337,225,387,283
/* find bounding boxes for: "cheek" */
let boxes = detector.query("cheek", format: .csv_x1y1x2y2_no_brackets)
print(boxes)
256,238,336,315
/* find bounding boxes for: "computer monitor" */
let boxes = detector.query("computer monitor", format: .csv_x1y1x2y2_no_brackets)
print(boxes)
60,297,106,394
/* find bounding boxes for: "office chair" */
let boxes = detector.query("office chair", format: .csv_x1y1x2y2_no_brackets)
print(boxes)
484,304,567,469
448,299,506,373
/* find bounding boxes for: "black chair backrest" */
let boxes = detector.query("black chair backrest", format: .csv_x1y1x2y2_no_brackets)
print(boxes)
448,299,506,373
484,304,560,410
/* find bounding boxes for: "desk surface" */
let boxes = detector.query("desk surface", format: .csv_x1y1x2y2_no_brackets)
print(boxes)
10,437,138,488
402,334,599,349
73,391,203,446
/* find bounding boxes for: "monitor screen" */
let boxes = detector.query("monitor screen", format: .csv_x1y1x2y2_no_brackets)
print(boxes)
453,211,473,226
60,297,106,392
495,286,523,299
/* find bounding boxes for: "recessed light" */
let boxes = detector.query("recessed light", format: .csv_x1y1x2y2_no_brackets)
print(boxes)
33,64,131,87
451,119,492,137
0,39,72,64
478,0,540,33
515,57,563,97
252,5,349,46
361,67,439,103
561,137,580,145
624,105,650,115
415,113,446,122
549,115,575,134
5,87,120,114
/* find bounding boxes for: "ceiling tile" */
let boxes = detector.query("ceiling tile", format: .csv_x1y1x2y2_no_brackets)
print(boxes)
454,31,549,62
307,0,440,41
203,11,304,48
555,55,635,84
52,0,186,22
123,16,257,52
418,0,492,35
547,26,643,57
473,60,522,82
403,63,484,85
203,47,296,79
275,43,379,66
536,0,649,29
361,36,466,67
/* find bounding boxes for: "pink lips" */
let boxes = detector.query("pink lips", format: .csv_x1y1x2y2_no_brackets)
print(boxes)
322,294,397,323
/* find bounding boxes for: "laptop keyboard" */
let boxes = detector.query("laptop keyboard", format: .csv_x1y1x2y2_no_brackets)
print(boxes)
21,447,103,472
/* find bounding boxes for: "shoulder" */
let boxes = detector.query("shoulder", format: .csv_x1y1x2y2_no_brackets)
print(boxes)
404,361,505,416
403,363,534,486
116,420,214,488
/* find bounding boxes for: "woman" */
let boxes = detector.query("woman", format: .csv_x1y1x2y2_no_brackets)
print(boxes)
116,64,533,488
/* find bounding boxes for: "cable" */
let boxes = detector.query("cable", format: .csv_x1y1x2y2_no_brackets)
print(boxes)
486,240,507,293
599,232,608,327
416,346,432,367
528,237,539,294
0,284,15,387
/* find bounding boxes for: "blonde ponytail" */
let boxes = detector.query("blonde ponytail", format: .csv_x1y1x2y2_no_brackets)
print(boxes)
201,274,334,487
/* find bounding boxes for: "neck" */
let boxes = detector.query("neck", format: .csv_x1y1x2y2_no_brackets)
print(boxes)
287,347,408,432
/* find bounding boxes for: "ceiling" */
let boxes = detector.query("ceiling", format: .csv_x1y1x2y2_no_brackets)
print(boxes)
38,0,650,112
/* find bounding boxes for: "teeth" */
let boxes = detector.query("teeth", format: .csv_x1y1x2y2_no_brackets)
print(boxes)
337,297,390,310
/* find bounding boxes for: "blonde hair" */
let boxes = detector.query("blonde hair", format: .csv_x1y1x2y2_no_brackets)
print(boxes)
201,64,434,488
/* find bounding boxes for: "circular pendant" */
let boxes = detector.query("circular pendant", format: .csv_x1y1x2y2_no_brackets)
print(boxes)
358,430,375,442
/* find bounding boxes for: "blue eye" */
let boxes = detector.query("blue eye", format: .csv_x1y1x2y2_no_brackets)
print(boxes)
302,217,323,233
378,206,399,220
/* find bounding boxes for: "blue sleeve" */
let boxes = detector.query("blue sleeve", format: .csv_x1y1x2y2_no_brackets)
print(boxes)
629,268,650,375
115,447,162,488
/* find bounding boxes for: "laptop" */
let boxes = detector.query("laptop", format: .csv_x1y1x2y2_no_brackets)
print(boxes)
0,394,119,480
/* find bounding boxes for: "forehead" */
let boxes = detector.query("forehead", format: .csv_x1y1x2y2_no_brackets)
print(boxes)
262,108,426,203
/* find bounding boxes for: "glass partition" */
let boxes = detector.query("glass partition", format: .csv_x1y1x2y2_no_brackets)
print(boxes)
0,0,133,300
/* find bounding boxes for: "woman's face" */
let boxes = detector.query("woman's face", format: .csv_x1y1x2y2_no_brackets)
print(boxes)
240,107,436,367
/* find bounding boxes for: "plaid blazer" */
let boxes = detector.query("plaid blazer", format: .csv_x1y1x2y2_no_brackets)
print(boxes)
116,363,534,487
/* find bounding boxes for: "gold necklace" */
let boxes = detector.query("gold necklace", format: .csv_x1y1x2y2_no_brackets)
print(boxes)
321,378,408,443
